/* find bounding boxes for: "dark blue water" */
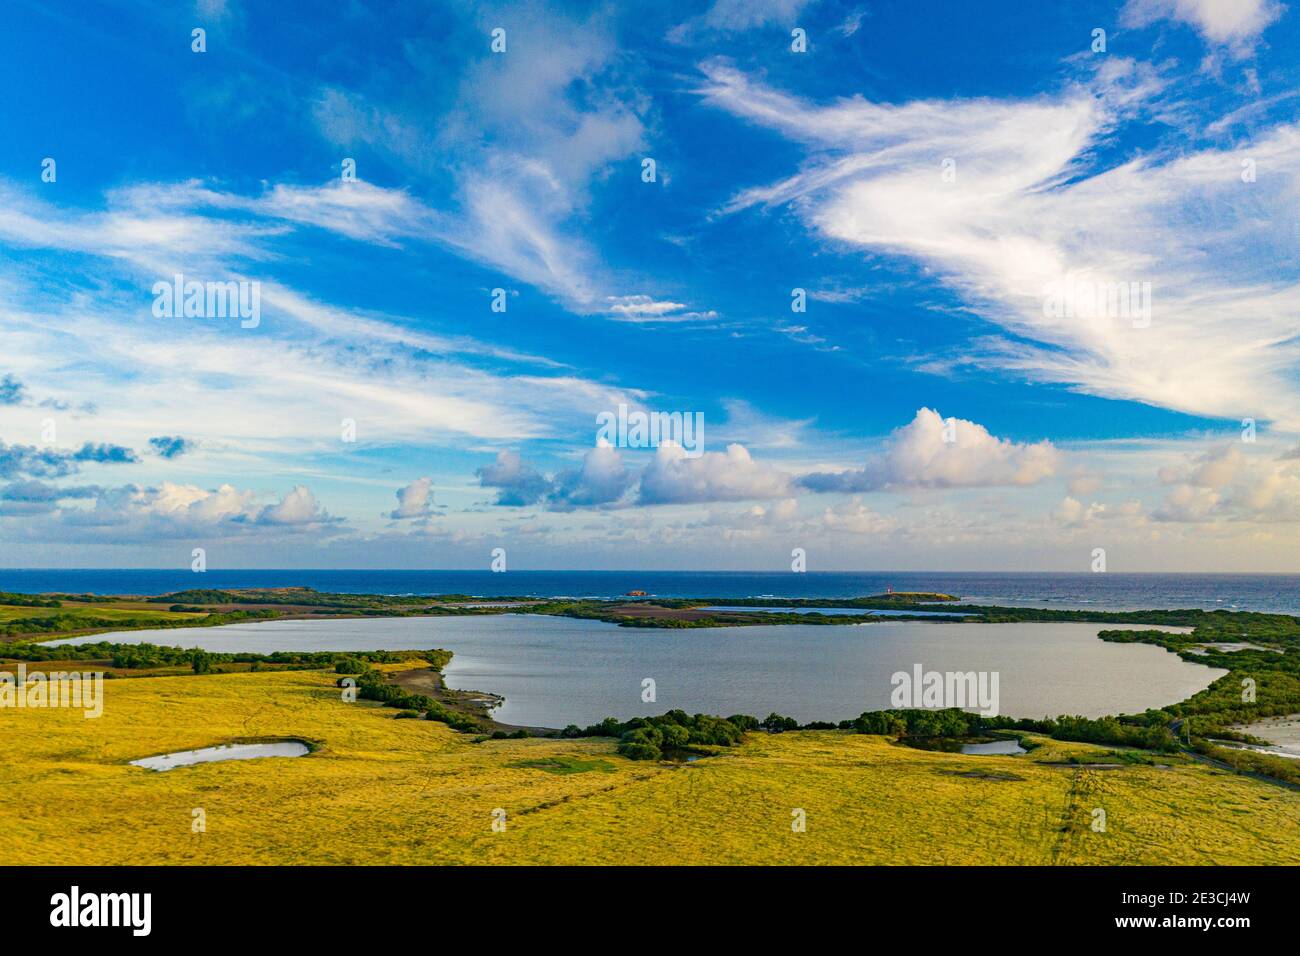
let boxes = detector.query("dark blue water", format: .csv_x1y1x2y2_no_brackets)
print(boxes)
0,570,1295,614
699,606,967,618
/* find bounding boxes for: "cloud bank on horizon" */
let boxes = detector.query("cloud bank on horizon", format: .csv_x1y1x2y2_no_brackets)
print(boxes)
0,0,1297,571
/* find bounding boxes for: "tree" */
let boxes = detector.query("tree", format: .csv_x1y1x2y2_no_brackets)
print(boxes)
761,713,799,733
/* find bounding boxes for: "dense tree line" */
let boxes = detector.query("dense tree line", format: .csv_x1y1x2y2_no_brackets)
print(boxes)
845,706,1181,751
1,639,446,671
341,666,480,733
0,592,62,608
549,710,757,760
1099,614,1300,776
544,705,1186,761
0,608,279,640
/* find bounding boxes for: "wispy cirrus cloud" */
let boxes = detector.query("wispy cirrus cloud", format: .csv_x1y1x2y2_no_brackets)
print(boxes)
603,295,719,323
703,0,815,30
1121,0,1285,56
0,179,646,461
309,11,629,308
700,58,1300,430
307,6,713,323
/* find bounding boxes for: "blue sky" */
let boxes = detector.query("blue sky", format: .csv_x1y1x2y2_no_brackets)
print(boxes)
1,0,1298,571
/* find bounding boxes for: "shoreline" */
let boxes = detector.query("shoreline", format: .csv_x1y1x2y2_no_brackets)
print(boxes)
4,586,1300,787
7,584,1288,648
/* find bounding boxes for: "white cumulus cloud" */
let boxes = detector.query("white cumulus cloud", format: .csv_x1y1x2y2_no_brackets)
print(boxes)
801,408,1059,492
389,477,437,520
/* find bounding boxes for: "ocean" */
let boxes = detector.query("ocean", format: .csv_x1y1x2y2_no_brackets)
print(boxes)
1,569,1296,614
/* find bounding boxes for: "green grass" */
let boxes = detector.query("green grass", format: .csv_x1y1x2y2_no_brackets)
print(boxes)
507,756,618,775
0,602,205,624
3,667,1298,865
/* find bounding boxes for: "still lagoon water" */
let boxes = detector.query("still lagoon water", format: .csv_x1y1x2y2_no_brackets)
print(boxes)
56,615,1222,727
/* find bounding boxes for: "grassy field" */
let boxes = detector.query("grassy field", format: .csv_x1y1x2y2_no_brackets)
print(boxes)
4,666,1297,865
0,603,205,624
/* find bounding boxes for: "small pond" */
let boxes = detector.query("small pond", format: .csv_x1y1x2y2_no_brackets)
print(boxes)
960,739,1027,755
130,740,310,771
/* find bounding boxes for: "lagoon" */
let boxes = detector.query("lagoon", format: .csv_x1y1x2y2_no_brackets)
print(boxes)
56,614,1221,727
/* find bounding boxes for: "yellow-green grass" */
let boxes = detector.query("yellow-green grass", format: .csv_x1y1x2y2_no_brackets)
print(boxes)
1,659,305,679
3,668,1297,865
0,603,207,624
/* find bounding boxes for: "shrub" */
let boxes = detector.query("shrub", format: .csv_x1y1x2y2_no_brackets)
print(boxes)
617,741,662,761
761,713,799,733
583,717,624,738
660,724,690,749
853,711,908,736
617,726,664,761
